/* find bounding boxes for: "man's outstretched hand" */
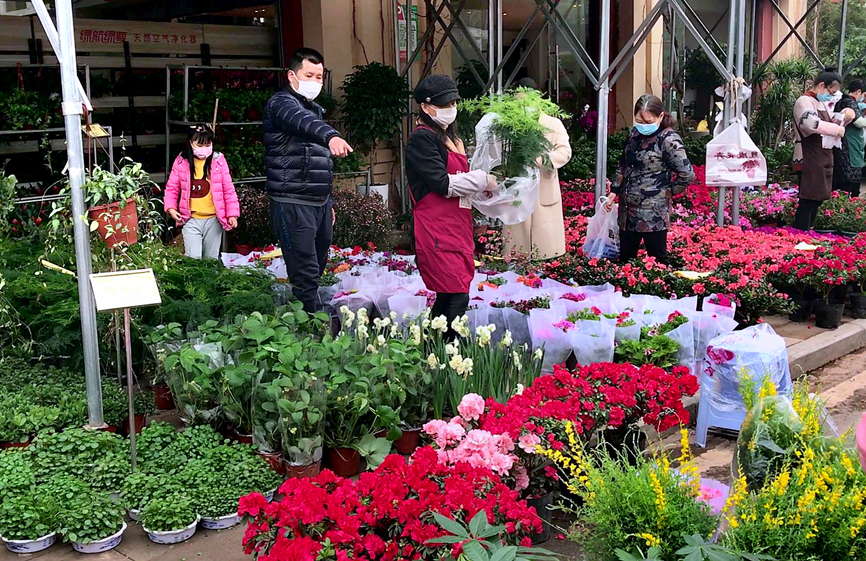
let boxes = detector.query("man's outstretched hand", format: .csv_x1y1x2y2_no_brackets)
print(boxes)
329,137,354,158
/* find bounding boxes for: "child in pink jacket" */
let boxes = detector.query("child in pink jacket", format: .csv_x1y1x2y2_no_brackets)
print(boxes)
164,124,240,259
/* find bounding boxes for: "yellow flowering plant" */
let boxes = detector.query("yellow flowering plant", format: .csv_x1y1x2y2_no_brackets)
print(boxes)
736,377,839,491
541,422,715,561
723,443,866,560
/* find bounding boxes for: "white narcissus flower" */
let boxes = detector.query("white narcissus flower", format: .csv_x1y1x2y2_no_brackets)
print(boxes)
515,383,525,395
445,342,459,356
422,318,431,329
475,325,492,347
377,335,386,347
390,311,398,321
512,351,522,371
533,348,544,361
451,315,470,338
460,358,474,377
431,315,448,333
366,344,378,354
410,325,422,346
390,324,399,338
449,353,464,371
426,353,439,369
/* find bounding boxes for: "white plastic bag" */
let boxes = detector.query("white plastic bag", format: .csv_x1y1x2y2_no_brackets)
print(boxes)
702,323,792,412
469,113,541,225
582,196,619,259
571,320,615,365
703,293,737,319
529,309,573,372
705,122,767,186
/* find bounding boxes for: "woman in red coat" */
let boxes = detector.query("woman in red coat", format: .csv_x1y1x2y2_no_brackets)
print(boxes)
406,76,495,337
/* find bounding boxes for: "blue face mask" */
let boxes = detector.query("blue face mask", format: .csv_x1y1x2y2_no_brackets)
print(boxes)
635,122,660,136
816,92,833,102
858,102,866,111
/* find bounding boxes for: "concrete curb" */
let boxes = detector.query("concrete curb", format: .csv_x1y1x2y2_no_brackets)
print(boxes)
673,319,866,431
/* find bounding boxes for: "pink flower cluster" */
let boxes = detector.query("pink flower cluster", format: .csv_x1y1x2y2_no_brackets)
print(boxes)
424,394,525,488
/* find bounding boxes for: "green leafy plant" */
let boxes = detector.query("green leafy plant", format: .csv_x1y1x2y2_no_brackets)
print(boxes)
262,366,327,467
141,493,198,532
233,184,275,246
0,88,62,131
462,89,568,179
340,62,411,169
58,493,124,544
29,428,128,491
675,535,775,561
163,345,221,425
121,472,177,512
0,172,16,238
750,58,816,149
134,391,155,417
0,491,59,541
196,486,243,519
427,510,559,561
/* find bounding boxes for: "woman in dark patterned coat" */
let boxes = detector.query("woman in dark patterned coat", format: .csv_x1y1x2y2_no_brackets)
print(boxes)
605,94,694,264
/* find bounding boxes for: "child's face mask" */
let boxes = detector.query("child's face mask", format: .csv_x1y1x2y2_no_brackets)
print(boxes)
192,145,213,160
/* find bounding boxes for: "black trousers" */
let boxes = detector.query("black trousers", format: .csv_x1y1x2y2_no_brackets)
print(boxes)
793,198,822,231
619,229,668,264
270,198,333,313
430,292,469,340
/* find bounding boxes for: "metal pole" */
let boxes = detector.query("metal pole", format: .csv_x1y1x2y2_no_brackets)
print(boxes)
124,308,137,470
496,0,503,93
56,0,104,427
717,0,737,227
405,0,412,90
732,0,746,227
839,0,849,71
595,0,610,203
666,7,676,113
489,0,495,94
165,67,171,183
395,0,408,214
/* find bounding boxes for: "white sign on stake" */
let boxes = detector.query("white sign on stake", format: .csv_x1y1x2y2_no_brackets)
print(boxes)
89,269,161,312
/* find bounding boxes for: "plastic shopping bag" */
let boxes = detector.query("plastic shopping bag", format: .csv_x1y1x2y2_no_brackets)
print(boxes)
582,196,619,259
529,309,573,372
571,320,615,365
705,122,767,186
469,113,541,225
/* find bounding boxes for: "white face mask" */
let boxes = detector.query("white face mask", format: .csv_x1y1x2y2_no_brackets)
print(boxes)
427,106,457,128
290,71,323,101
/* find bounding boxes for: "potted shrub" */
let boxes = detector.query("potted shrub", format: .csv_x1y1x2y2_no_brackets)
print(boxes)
196,486,244,530
144,323,185,410
59,494,126,554
267,366,327,478
141,493,200,544
0,493,58,554
218,362,258,443
340,61,411,183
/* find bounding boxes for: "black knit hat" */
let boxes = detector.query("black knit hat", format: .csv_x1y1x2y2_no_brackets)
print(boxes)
413,75,460,106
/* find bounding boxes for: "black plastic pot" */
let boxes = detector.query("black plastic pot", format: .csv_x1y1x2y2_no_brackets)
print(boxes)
598,426,648,467
788,295,814,323
850,293,866,319
814,300,844,329
526,493,554,544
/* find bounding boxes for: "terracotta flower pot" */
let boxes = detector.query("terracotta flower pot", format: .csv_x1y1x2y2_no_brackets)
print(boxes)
228,427,254,445
325,447,360,477
88,198,138,248
100,425,118,434
395,429,421,455
122,414,146,435
153,384,174,410
258,451,286,475
0,440,29,450
285,460,322,479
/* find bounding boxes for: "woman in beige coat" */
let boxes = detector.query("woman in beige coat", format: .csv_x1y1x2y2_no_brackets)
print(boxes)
503,79,572,260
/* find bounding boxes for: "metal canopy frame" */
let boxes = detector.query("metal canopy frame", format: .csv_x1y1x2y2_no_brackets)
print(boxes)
391,0,858,224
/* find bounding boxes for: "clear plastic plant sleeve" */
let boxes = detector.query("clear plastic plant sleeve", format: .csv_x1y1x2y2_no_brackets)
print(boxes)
468,113,541,225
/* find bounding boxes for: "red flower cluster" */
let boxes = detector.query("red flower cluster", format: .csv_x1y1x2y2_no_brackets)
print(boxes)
239,448,541,561
480,362,699,440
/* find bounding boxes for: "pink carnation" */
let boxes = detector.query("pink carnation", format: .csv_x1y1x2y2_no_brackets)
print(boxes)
457,393,486,421
518,433,541,453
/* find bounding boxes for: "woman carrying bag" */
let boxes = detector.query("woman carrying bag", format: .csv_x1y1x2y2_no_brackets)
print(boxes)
406,75,496,336
605,94,694,264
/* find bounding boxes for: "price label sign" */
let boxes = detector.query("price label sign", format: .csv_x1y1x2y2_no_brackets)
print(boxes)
89,269,161,312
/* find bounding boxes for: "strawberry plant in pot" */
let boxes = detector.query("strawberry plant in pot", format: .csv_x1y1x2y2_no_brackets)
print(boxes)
163,344,222,426
219,362,258,438
265,365,327,476
141,493,200,544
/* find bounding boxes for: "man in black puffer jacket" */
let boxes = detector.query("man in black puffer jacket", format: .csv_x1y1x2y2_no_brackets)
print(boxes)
264,48,353,313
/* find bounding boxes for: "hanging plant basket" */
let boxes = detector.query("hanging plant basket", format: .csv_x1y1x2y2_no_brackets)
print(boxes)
88,198,138,248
